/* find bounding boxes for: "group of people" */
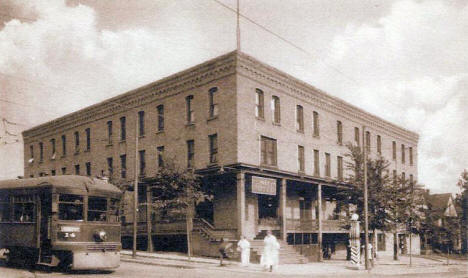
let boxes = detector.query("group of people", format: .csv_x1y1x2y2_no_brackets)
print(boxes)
219,230,280,272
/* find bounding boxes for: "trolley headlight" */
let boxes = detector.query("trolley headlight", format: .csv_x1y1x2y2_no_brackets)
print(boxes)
94,230,107,242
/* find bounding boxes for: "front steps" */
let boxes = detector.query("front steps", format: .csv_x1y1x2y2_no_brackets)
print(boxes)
249,239,309,264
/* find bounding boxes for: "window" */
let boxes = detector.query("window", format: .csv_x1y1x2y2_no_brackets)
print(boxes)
272,96,280,124
61,167,66,175
314,150,320,176
108,199,120,223
29,145,34,160
337,156,343,181
39,142,44,162
107,157,113,177
296,105,304,132
120,116,126,141
313,111,319,137
187,140,195,169
377,135,382,154
85,128,91,151
354,127,360,146
401,144,405,164
409,147,413,166
392,141,396,160
85,162,91,176
88,197,107,222
186,95,194,124
138,111,145,136
75,164,80,175
298,145,305,172
209,134,218,164
107,121,113,144
58,194,83,221
261,136,277,166
74,131,80,152
208,87,218,118
366,131,371,153
325,153,331,177
0,195,10,222
120,154,127,179
61,135,66,156
157,105,164,131
378,234,386,251
255,89,264,119
337,121,343,144
51,138,56,158
51,169,56,176
157,146,164,168
393,170,397,186
139,150,146,176
13,195,35,222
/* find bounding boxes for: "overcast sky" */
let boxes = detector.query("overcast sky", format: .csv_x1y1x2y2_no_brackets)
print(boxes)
0,0,466,194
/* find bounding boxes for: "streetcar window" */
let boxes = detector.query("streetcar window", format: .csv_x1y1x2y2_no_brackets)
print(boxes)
109,198,120,223
0,195,10,222
12,195,35,222
58,194,83,221
88,197,107,222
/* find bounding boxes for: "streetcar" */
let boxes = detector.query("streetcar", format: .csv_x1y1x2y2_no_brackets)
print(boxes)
0,175,122,270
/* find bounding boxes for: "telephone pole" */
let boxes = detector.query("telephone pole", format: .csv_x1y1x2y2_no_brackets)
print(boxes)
362,126,370,270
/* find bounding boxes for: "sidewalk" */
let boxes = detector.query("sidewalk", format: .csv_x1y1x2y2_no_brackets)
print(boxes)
120,250,468,277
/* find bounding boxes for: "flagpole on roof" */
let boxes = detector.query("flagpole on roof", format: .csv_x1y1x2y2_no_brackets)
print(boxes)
236,0,240,51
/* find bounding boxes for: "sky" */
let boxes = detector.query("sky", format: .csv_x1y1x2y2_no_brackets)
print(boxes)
0,0,466,194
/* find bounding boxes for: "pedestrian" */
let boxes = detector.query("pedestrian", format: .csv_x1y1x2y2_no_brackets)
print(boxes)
261,230,280,272
218,238,232,266
237,235,251,266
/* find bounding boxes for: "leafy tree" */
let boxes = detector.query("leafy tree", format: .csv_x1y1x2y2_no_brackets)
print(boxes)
456,169,468,254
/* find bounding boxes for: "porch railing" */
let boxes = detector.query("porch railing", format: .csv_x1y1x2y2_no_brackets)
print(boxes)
286,219,348,232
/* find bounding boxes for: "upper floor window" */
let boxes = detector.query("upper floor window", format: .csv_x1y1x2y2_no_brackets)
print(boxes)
61,167,66,175
392,141,396,160
337,121,343,145
354,127,360,146
409,147,413,166
61,135,66,156
85,162,91,176
157,105,164,131
107,121,112,144
313,149,320,176
271,96,280,124
120,154,127,179
296,105,304,132
255,89,264,119
365,131,371,153
139,150,146,176
39,142,44,162
313,111,319,137
261,136,277,166
401,144,405,164
138,111,145,136
75,164,80,175
337,156,343,181
50,138,56,158
209,134,218,164
208,87,218,118
186,95,194,124
325,153,331,177
120,117,126,141
74,131,80,152
298,145,305,172
187,140,195,169
29,145,34,160
85,128,91,151
157,146,165,168
377,135,382,154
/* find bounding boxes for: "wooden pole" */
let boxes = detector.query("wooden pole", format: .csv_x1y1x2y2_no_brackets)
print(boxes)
236,0,240,51
236,172,245,238
318,184,323,262
132,111,139,258
362,126,369,270
146,185,153,252
281,179,287,241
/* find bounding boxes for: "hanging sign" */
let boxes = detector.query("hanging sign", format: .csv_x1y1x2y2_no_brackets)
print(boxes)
251,176,277,195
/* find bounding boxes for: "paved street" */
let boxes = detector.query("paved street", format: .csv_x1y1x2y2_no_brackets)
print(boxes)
1,257,467,278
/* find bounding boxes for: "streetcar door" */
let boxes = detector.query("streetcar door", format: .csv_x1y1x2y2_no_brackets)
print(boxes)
39,194,52,262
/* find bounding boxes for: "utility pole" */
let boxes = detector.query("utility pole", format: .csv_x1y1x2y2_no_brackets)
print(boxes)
236,0,240,51
409,175,413,267
362,126,369,270
133,110,139,258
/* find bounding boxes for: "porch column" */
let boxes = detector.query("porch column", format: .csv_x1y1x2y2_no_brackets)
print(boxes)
237,172,245,238
280,178,287,241
146,185,153,252
317,183,323,261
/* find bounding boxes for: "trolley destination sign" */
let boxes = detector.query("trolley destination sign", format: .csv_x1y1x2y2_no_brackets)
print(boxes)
251,176,277,196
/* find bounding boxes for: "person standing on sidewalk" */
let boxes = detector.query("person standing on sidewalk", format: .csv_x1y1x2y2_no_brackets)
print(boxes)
218,238,233,266
261,230,280,272
237,236,251,266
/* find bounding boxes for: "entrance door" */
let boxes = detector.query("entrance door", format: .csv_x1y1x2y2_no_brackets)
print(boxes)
258,194,278,219
39,194,52,263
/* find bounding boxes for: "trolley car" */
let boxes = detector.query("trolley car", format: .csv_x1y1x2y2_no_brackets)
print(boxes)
0,175,122,270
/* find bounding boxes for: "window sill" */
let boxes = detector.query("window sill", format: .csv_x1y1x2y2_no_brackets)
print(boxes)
119,140,126,144
185,122,195,127
207,115,218,122
156,130,165,135
256,117,265,122
84,149,90,153
313,135,320,139
139,135,145,139
260,164,278,170
298,170,305,176
39,160,44,164
106,143,113,147
337,142,343,146
297,130,304,134
207,162,218,168
272,122,281,126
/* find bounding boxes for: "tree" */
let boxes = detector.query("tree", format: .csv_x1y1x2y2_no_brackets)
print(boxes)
456,169,468,254
147,160,212,258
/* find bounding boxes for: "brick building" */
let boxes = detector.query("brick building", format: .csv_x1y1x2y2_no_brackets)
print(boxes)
22,51,419,260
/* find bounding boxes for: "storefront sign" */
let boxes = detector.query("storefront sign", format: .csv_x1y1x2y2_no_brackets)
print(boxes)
251,176,276,195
